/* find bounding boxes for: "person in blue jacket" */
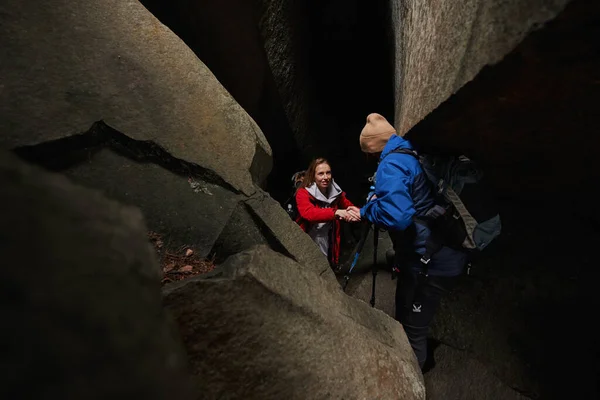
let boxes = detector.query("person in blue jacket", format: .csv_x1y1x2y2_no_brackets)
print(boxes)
358,113,467,371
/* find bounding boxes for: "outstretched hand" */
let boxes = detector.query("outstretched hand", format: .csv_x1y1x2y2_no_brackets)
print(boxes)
346,206,361,221
336,206,360,223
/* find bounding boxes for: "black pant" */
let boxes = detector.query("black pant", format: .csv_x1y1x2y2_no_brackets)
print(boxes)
395,268,458,368
389,227,462,368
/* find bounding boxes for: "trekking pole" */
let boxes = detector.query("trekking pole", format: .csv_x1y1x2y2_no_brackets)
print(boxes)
370,226,379,307
342,222,371,291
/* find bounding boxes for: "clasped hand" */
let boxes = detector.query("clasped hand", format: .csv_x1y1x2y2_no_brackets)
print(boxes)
336,206,361,222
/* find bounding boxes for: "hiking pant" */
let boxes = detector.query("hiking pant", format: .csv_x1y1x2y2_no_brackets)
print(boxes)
394,267,458,368
388,225,465,368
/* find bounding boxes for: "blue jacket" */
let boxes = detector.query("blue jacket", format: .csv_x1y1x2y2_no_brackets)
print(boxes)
360,135,465,276
360,135,434,231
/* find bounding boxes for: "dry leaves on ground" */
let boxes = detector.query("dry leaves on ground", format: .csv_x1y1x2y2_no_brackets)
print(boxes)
148,231,216,285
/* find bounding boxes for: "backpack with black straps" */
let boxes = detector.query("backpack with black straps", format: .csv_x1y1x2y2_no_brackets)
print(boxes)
391,149,502,254
284,170,305,220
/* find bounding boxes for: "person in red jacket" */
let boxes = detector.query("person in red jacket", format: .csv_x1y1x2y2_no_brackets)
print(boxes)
295,158,361,266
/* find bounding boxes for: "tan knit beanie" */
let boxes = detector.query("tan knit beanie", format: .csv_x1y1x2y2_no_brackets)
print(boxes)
359,113,397,153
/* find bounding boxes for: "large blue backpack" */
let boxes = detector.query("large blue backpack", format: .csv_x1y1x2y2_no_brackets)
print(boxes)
391,149,502,253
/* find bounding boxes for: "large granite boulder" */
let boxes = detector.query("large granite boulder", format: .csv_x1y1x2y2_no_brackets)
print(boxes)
403,3,600,397
391,0,571,134
0,0,271,195
0,0,333,281
163,245,426,399
0,150,193,400
136,0,303,192
41,123,332,279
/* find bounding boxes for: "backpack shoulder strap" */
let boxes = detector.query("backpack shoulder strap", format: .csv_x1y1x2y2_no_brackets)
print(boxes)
387,148,441,191
386,148,419,159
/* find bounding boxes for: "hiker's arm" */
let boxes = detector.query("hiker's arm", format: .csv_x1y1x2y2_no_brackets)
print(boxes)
360,160,416,231
295,189,336,222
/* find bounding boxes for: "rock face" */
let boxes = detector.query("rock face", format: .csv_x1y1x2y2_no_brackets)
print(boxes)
257,0,314,155
163,245,426,400
134,0,396,200
15,122,333,278
0,140,424,399
0,0,271,195
137,0,304,200
0,0,334,280
391,0,571,135
405,2,600,398
2,0,589,397
424,345,528,400
0,151,193,400
122,1,575,200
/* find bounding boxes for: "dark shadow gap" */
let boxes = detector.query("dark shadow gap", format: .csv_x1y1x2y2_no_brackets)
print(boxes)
303,0,395,205
12,121,239,193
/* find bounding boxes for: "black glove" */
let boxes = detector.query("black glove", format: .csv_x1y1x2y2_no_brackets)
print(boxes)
425,205,447,219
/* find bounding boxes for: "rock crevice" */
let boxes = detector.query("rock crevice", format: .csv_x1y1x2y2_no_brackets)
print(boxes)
13,121,240,194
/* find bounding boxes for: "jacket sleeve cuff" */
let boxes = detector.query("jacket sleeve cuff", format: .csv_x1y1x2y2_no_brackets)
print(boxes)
360,205,370,221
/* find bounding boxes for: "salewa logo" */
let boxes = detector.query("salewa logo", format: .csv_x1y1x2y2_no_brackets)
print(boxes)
412,303,422,313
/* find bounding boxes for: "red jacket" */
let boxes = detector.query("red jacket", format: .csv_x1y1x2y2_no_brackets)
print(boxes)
295,187,355,266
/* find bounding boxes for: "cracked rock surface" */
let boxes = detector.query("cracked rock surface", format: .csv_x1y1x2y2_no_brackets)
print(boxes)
0,0,332,283
163,245,425,400
0,0,271,195
12,120,336,283
391,0,571,135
